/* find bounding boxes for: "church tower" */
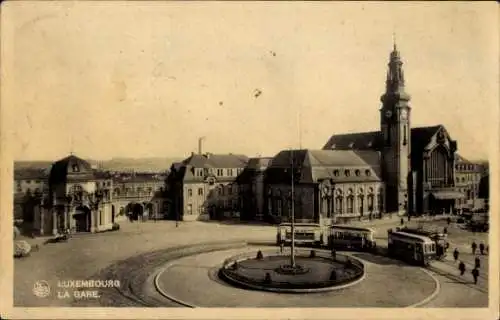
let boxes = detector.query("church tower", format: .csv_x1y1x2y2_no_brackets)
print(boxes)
380,41,411,214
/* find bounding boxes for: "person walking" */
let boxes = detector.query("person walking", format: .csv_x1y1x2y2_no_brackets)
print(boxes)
331,247,337,261
459,261,466,276
280,241,284,255
443,227,448,235
475,256,481,269
471,241,477,255
472,268,479,285
453,248,459,262
479,243,485,255
447,217,451,225
400,218,404,226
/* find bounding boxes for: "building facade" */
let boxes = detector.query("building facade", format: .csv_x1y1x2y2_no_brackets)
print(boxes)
454,155,485,210
14,154,169,235
323,44,463,216
111,172,167,220
166,153,248,221
264,150,385,225
237,157,273,221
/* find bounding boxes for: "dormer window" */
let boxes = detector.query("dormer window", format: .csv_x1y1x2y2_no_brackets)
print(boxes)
355,169,361,177
345,170,351,177
72,164,80,172
333,170,340,177
365,169,371,176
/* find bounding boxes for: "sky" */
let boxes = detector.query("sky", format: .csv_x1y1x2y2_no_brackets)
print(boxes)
1,2,498,161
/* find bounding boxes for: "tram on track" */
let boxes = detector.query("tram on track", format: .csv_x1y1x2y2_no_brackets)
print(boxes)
398,227,448,259
276,223,326,247
328,225,377,251
387,229,436,266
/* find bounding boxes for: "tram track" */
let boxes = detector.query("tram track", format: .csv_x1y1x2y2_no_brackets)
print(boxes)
71,240,248,307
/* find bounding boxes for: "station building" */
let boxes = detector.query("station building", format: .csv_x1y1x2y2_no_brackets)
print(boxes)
321,44,464,216
264,150,385,225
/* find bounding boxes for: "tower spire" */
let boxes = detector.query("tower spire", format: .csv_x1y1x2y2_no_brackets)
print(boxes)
393,32,397,52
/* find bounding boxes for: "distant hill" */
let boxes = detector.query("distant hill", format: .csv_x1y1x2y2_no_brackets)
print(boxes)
95,157,184,172
15,157,184,173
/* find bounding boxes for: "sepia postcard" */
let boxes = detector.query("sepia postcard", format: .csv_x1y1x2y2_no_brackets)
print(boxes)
0,1,498,319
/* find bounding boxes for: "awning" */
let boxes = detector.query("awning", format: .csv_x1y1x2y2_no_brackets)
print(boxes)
430,191,466,200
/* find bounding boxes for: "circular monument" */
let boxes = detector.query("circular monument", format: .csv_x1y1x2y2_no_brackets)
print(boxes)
218,249,365,293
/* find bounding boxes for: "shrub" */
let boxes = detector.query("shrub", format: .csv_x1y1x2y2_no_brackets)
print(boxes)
329,270,337,281
256,250,263,260
264,272,272,284
232,261,239,270
309,250,316,258
14,240,31,258
345,258,353,269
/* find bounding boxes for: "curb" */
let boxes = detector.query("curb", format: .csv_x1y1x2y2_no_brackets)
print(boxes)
406,267,441,308
154,262,198,308
218,250,366,294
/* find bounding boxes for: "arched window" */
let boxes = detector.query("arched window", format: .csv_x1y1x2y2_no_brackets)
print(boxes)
198,188,204,196
358,194,364,214
114,188,120,196
355,170,361,177
347,195,354,214
335,196,343,214
367,194,374,211
187,188,192,197
345,170,351,177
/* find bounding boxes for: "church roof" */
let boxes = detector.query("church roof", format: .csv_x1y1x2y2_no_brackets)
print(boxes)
410,125,443,154
49,154,95,185
323,125,444,161
322,131,382,150
265,149,381,184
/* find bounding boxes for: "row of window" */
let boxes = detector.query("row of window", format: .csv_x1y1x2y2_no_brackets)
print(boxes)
455,164,478,171
185,199,240,215
17,180,43,185
269,194,383,217
195,168,244,177
186,185,237,197
455,176,479,183
332,169,372,178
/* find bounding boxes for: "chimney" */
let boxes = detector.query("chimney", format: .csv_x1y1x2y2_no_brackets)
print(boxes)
198,137,205,155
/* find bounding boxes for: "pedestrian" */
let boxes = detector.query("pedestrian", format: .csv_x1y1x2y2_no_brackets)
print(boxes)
475,256,481,269
408,215,411,222
447,217,451,225
472,268,479,285
400,218,404,226
479,243,485,255
331,247,337,261
280,241,284,254
443,227,448,235
471,241,477,255
459,261,466,276
453,248,459,262
486,245,489,255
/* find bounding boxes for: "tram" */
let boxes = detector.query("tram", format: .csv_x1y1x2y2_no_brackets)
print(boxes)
387,229,436,266
328,225,377,251
276,223,326,247
398,227,448,259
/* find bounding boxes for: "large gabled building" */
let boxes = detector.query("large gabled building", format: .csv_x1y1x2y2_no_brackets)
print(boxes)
323,43,464,216
263,149,384,225
166,152,249,221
